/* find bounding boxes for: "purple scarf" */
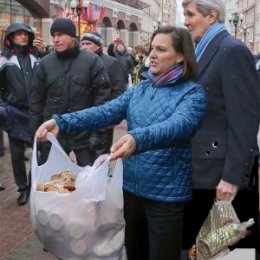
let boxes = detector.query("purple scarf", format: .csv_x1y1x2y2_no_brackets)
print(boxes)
148,64,183,86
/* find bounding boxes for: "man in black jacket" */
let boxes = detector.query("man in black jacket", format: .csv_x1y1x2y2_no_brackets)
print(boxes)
80,31,125,99
80,31,125,161
0,23,46,205
30,19,111,167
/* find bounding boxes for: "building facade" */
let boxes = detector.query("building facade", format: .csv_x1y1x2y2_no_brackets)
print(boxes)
0,0,177,49
226,0,260,54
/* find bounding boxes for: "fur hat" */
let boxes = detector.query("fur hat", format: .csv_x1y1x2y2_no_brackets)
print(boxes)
80,31,103,46
50,18,76,37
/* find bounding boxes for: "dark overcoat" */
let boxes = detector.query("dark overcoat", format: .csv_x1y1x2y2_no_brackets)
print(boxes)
183,30,260,250
192,30,260,189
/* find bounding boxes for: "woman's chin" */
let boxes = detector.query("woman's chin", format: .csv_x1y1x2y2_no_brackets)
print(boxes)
150,69,159,75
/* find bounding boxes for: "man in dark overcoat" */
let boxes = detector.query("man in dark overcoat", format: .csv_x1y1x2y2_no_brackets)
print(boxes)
182,0,260,252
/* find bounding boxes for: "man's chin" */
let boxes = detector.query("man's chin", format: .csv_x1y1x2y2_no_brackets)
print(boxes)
18,43,28,46
55,48,65,53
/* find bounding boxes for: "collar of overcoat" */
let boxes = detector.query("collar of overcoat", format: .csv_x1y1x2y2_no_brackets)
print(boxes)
196,30,229,79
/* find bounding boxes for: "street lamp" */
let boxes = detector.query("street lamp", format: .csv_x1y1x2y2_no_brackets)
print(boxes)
158,17,162,29
241,24,247,43
228,12,244,38
153,18,162,31
153,21,157,31
69,0,89,39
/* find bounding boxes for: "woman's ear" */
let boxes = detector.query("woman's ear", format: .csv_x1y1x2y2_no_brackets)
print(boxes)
176,53,184,64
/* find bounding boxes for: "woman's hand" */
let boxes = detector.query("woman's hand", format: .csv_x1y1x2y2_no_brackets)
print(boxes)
216,179,239,201
35,119,59,142
110,134,136,161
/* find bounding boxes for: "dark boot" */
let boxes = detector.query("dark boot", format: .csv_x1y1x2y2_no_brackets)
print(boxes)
17,189,30,205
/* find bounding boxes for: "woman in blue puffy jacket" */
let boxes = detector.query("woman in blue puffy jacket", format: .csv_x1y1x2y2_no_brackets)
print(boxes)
36,26,207,260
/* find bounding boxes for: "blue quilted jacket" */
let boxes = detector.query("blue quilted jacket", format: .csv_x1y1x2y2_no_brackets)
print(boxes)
53,74,207,202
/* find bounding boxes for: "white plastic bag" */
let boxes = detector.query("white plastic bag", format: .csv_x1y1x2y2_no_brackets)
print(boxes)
30,133,125,260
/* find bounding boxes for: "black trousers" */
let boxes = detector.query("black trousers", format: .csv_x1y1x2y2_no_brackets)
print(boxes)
123,190,185,260
8,136,31,192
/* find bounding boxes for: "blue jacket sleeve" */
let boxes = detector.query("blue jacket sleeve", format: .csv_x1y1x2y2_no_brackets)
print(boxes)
53,89,133,133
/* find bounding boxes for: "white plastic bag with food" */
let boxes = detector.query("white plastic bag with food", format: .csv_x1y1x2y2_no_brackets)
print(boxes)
30,133,125,260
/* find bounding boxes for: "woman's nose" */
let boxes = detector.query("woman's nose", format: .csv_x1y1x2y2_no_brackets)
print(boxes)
149,49,156,58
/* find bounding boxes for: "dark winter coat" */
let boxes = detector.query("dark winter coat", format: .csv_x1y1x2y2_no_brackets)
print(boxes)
97,49,125,99
87,49,125,158
30,43,111,150
0,23,40,142
192,30,260,189
113,44,134,83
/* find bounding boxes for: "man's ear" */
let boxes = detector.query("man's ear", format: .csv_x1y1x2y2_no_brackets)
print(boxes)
209,10,218,25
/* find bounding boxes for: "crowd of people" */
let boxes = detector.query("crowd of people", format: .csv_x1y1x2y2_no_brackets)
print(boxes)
0,0,260,259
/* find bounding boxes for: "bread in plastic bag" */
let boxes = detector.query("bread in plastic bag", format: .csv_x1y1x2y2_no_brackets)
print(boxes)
30,133,125,260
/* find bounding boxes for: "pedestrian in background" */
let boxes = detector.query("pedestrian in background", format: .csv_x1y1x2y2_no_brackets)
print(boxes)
30,18,111,167
113,42,134,89
136,43,150,82
80,30,125,162
35,26,207,260
107,42,115,57
181,0,260,252
0,23,47,205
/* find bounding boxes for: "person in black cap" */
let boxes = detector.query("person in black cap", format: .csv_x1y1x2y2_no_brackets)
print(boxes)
30,18,111,166
0,23,47,204
80,31,126,161
80,31,125,99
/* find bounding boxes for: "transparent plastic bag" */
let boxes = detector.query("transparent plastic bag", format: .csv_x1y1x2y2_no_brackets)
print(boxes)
196,201,254,260
30,133,125,260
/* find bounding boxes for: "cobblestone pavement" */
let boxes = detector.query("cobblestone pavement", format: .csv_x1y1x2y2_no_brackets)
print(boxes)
0,122,127,260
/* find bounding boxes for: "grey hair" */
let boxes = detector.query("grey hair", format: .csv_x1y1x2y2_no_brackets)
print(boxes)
182,0,226,23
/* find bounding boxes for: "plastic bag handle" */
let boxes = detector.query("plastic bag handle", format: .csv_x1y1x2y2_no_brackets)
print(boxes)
110,157,123,188
31,133,71,183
